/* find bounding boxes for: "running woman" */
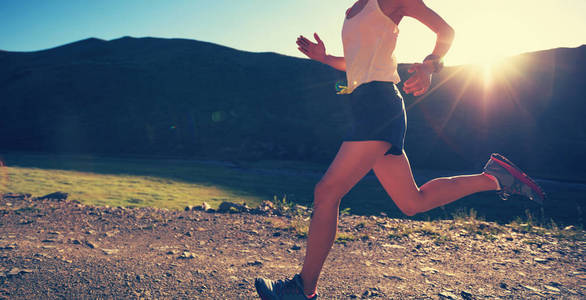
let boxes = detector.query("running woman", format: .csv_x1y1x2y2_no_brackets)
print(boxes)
255,0,545,299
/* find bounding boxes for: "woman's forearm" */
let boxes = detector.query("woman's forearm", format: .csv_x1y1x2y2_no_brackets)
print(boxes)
430,26,455,58
320,54,346,72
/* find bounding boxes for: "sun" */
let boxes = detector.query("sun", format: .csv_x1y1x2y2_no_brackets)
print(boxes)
479,55,508,90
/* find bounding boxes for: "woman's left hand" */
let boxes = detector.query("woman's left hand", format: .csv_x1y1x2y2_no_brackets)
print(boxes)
403,63,433,96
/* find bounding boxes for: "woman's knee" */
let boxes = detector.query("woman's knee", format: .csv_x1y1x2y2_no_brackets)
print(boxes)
393,194,423,217
313,180,345,207
397,205,419,217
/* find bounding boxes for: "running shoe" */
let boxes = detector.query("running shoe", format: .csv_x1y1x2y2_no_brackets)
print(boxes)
255,274,317,300
483,153,546,204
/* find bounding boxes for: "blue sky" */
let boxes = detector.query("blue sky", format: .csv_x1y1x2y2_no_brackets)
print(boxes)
1,0,585,65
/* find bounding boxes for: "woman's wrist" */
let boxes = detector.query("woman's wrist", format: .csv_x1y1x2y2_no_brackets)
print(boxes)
420,61,435,74
423,54,444,73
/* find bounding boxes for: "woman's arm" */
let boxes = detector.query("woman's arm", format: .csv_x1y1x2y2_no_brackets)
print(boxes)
321,54,346,72
403,0,455,61
297,33,346,71
401,0,455,96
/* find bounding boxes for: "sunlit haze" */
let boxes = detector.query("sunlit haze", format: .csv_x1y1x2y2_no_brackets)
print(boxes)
1,0,584,65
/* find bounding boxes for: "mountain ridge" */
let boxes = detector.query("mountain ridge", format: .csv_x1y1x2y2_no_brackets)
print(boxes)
1,37,585,180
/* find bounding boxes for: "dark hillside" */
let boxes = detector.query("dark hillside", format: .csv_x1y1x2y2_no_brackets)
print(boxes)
1,37,584,180
0,37,347,160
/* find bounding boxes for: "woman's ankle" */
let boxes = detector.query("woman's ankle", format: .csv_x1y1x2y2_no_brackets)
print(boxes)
299,273,317,297
483,172,501,190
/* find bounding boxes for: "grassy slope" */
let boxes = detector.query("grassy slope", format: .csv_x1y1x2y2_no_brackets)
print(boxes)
1,152,582,226
0,153,321,210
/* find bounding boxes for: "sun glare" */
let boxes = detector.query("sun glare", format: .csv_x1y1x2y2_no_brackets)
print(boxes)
479,55,508,90
483,63,493,88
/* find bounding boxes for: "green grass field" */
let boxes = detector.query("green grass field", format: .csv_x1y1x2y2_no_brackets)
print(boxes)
0,152,582,226
0,152,326,210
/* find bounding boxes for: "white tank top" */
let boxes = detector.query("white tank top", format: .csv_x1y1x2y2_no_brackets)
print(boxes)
342,0,401,94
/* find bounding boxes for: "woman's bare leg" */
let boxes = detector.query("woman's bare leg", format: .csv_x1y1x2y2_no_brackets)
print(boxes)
372,151,498,216
299,141,391,295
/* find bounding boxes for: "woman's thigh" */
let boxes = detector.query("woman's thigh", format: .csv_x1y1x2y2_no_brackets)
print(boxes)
371,151,422,211
317,141,391,199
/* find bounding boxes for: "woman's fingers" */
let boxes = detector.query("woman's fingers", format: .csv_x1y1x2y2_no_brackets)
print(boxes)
404,75,420,88
404,79,426,94
298,36,314,46
414,86,428,96
405,80,429,96
314,33,323,45
297,37,310,46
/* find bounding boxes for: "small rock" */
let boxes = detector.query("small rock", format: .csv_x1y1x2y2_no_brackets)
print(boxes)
460,290,474,300
520,285,541,292
178,251,195,259
534,258,548,264
566,288,578,295
420,267,438,274
439,291,458,299
37,191,68,201
255,200,275,214
218,201,250,213
185,206,193,211
6,267,33,277
499,282,508,289
85,241,98,249
547,281,561,287
294,204,309,212
185,232,193,237
102,249,119,255
261,200,275,209
0,243,17,250
563,225,575,231
381,244,405,249
382,273,403,281
361,289,379,298
246,260,263,266
543,285,560,292
290,245,301,251
166,250,178,255
195,202,212,212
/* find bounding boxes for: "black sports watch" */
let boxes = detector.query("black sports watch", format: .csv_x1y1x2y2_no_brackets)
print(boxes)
423,54,444,73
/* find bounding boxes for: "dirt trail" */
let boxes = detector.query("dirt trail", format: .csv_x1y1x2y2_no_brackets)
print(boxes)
0,193,584,299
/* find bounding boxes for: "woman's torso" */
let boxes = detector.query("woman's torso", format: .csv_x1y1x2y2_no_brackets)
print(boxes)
342,0,401,93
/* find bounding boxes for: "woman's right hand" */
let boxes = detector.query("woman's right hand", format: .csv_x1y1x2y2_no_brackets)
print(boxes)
296,33,326,63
